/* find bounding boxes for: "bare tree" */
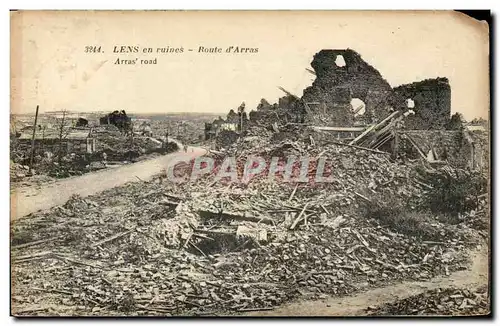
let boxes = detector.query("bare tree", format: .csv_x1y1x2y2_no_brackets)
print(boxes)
129,121,134,147
57,110,69,163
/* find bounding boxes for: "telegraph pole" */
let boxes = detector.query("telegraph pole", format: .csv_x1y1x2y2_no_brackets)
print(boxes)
28,105,39,174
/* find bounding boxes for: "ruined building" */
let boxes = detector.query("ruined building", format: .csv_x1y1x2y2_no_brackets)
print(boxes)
225,49,453,135
300,49,452,129
17,129,96,155
392,78,451,130
302,49,394,126
99,110,132,133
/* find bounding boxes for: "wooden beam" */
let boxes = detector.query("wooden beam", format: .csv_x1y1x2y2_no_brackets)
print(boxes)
305,68,316,76
349,124,376,146
312,126,366,132
199,209,274,225
327,140,389,155
278,86,300,99
403,133,427,160
350,110,402,145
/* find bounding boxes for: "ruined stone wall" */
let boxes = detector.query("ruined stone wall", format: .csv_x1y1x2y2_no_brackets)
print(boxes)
399,130,463,166
215,130,239,150
234,49,452,132
302,49,393,126
469,130,489,172
249,95,306,128
249,109,285,128
398,130,487,170
393,78,451,130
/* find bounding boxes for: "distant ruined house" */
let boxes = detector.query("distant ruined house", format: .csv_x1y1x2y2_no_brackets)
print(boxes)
17,128,96,155
99,110,132,132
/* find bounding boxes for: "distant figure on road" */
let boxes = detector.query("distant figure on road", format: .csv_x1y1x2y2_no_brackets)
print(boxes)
183,145,188,152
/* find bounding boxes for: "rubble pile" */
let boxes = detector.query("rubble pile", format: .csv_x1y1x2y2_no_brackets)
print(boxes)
10,162,31,181
215,130,239,150
11,137,483,315
461,197,489,233
366,286,490,316
95,133,171,161
10,123,179,184
10,153,92,180
207,139,423,205
45,154,94,178
9,162,55,187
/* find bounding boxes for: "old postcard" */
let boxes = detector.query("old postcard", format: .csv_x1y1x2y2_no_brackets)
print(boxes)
10,10,490,317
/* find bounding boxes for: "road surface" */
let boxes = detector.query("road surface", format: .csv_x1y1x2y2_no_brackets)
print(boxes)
11,145,207,220
243,246,488,316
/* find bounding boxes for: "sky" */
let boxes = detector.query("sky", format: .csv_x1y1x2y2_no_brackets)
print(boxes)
11,10,489,120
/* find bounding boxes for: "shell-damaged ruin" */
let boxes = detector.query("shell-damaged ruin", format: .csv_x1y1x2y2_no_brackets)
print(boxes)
263,48,451,129
207,49,485,171
207,49,452,132
392,77,451,130
302,49,395,126
301,50,451,129
11,50,489,316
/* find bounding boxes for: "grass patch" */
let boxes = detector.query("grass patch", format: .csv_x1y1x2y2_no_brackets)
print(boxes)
362,198,442,241
419,167,487,216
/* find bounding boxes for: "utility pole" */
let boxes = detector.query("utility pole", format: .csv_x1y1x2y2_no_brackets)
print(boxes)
28,105,39,174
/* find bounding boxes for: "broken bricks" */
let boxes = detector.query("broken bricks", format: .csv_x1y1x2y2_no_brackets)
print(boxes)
10,128,484,317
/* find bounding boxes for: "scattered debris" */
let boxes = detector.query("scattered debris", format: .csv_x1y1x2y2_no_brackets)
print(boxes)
10,48,489,317
366,286,490,316
11,137,484,315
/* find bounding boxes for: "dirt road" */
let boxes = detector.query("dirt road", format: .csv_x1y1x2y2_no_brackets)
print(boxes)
244,245,489,316
11,146,207,220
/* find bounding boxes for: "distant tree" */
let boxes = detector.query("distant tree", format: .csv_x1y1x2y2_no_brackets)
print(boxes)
57,110,70,163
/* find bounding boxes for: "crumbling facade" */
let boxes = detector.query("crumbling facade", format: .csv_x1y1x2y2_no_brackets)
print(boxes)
302,49,394,126
396,129,488,171
300,49,452,129
222,48,454,145
393,78,451,130
99,110,132,133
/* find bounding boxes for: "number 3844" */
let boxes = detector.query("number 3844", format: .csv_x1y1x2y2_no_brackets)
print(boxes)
84,46,102,53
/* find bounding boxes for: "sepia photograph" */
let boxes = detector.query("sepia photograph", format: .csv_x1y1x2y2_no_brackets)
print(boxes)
9,10,491,317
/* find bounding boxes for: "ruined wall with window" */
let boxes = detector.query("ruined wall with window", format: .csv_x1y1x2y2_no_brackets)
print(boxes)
392,78,451,130
302,49,393,126
236,49,453,134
